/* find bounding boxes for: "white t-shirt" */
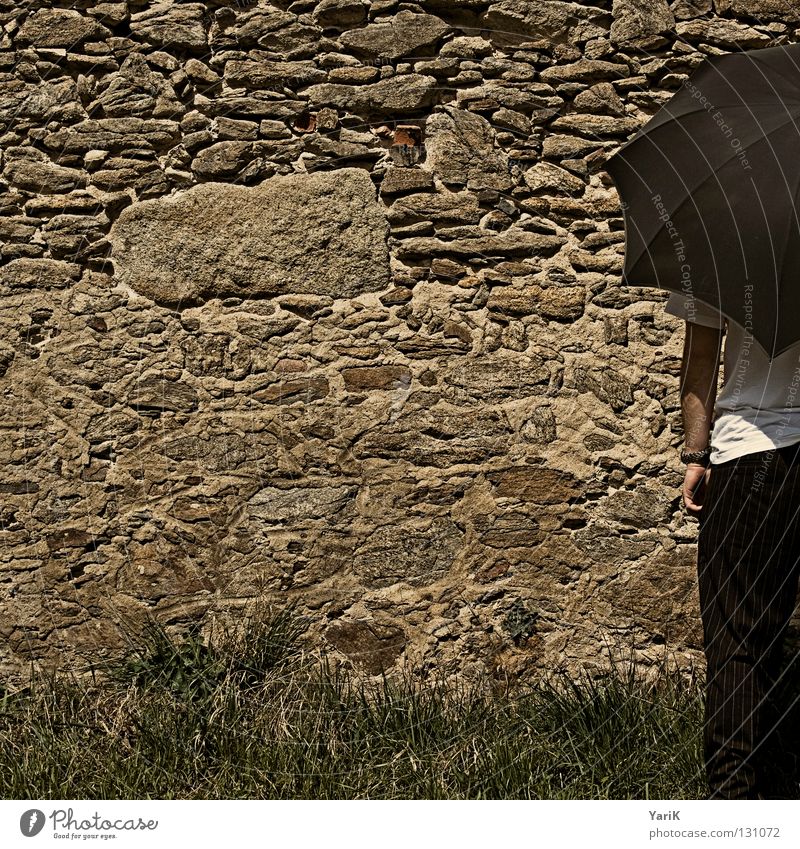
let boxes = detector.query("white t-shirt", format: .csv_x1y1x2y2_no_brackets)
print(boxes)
664,291,800,464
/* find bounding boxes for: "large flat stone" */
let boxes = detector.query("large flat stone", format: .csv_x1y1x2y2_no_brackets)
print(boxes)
302,74,438,115
714,0,800,24
108,168,390,304
339,11,451,60
16,9,112,48
0,258,82,292
42,118,181,154
353,516,463,588
482,1,609,42
129,2,207,51
423,106,512,191
3,147,86,194
352,404,515,467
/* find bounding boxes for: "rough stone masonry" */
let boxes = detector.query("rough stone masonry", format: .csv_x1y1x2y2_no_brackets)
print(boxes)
1,0,798,688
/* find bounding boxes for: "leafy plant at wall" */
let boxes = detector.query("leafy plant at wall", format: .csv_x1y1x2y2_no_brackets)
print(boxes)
503,598,540,646
112,620,226,704
108,598,308,702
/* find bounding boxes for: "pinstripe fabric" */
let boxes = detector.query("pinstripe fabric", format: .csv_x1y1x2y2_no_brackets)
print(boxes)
697,440,800,799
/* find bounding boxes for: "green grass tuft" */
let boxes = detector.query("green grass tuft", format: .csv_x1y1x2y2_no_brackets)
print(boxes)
1,603,797,800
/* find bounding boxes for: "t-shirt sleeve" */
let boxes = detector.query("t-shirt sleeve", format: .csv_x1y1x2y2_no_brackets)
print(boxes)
663,291,725,329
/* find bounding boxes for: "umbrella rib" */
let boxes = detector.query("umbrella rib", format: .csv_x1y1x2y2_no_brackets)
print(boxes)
661,100,800,119
725,46,800,358
720,172,791,363
745,51,800,102
623,49,800,137
616,109,800,275
767,162,800,355
620,205,728,340
703,45,800,110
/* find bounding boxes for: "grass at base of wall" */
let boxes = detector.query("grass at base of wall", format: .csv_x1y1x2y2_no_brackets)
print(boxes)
1,604,798,800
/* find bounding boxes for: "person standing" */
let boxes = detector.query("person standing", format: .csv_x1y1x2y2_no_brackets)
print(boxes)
665,290,800,799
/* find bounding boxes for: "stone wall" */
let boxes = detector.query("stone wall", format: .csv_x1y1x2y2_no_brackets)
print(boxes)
1,0,797,687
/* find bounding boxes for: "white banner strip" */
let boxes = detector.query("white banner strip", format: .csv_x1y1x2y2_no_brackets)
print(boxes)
1,799,798,848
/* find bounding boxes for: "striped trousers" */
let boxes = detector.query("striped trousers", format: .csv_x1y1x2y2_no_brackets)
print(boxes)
697,441,800,799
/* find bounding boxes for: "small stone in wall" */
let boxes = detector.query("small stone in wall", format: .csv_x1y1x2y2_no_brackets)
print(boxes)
127,375,199,413
488,465,584,505
249,484,357,523
600,485,677,530
42,118,181,155
218,6,322,55
8,78,85,125
214,117,259,141
442,350,551,403
396,230,562,262
353,516,463,589
429,258,464,282
184,58,221,86
572,523,661,565
542,134,603,159
440,35,494,60
670,0,713,18
352,405,513,467
191,141,254,178
379,167,435,196
328,65,381,83
95,53,182,119
521,406,558,445
540,59,630,84
523,161,586,195
604,315,629,346
224,59,326,89
86,2,128,27
572,366,634,412
609,0,675,44
313,0,370,29
385,189,482,225
41,214,108,260
491,107,530,134
342,365,413,391
573,81,626,116
550,113,641,136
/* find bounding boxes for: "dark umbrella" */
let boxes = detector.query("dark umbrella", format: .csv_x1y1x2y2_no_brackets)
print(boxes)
604,42,800,359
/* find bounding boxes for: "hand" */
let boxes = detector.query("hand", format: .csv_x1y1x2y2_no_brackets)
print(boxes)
683,463,712,515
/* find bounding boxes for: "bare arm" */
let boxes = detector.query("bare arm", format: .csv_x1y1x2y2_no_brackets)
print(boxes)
679,322,723,514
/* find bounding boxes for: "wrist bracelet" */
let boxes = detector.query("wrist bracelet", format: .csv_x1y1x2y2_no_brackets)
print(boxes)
680,447,711,466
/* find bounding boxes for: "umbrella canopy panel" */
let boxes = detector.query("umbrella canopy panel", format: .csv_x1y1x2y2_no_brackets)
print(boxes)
605,44,800,358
